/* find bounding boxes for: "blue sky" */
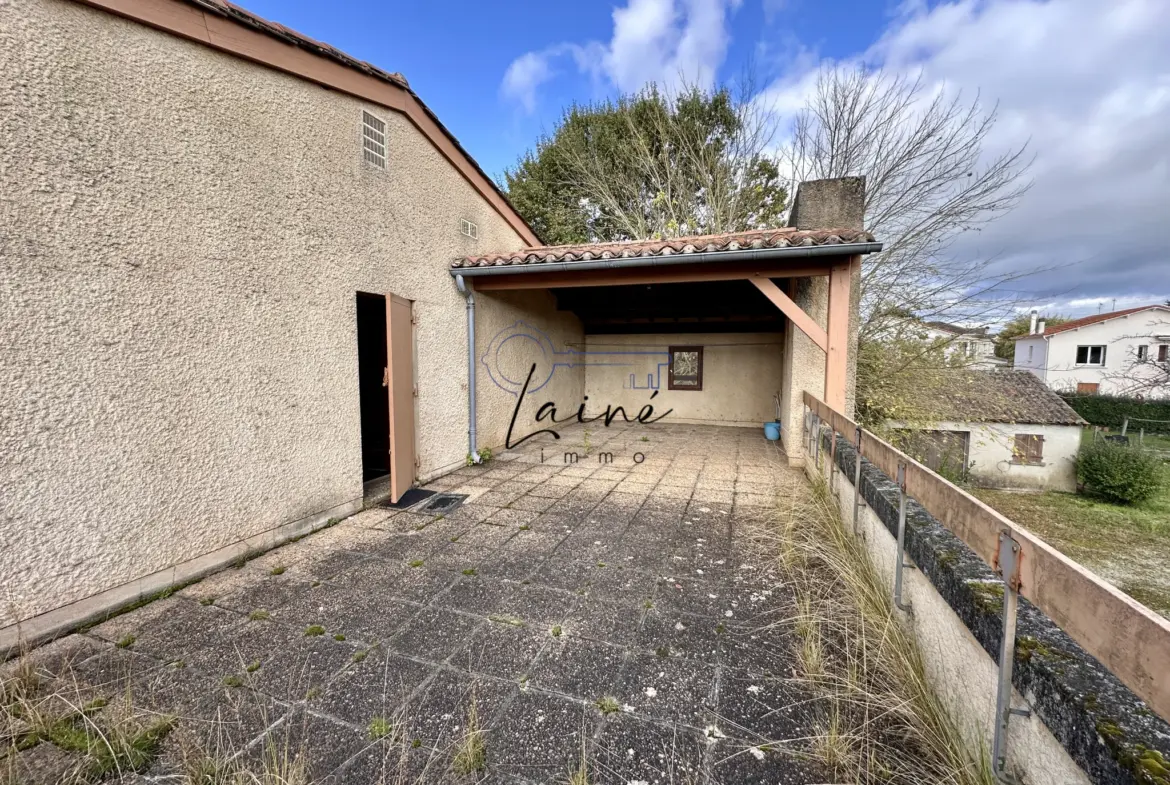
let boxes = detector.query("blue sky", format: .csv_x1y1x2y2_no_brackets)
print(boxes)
239,0,891,178
241,0,1170,315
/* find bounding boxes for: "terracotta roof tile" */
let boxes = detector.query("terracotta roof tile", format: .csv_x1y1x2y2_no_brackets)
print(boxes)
1015,305,1170,339
193,0,410,89
451,227,875,269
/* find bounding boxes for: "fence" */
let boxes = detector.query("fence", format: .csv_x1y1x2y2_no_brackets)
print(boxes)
802,391,1170,777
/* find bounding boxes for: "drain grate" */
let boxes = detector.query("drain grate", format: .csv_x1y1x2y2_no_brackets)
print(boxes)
415,493,468,515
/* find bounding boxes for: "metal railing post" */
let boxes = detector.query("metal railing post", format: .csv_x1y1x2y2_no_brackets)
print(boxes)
828,425,838,491
992,531,1031,780
853,426,863,536
813,415,821,474
894,462,912,612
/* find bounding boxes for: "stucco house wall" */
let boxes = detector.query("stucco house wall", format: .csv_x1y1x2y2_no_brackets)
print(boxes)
582,333,784,428
0,0,570,627
1016,308,1170,398
944,421,1081,492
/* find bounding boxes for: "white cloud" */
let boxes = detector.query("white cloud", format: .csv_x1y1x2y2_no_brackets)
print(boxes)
500,0,742,112
762,0,1170,304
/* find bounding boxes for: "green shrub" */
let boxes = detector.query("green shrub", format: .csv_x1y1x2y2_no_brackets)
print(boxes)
1077,441,1163,504
1060,393,1170,431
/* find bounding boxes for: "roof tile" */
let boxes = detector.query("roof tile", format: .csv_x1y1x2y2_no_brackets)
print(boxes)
451,227,875,269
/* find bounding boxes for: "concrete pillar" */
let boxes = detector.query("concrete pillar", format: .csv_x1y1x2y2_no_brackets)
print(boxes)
779,177,866,465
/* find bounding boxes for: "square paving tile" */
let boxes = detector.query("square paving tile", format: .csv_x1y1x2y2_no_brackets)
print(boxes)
314,650,436,726
528,637,625,699
486,689,595,782
614,652,717,726
450,617,550,681
384,607,485,663
591,715,706,785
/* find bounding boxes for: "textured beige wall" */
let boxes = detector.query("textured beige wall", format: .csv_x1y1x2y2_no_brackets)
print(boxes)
780,277,828,462
582,333,784,427
473,290,585,453
0,0,562,625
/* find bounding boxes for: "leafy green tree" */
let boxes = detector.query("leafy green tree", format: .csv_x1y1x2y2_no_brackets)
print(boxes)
993,313,1069,360
503,84,787,245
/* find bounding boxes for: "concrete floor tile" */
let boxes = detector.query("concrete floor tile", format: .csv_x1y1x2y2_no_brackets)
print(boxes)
528,637,625,699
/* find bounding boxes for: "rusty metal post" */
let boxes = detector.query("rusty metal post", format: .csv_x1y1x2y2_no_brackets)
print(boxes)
813,415,822,474
829,426,838,491
894,462,912,613
992,531,1031,779
853,426,863,536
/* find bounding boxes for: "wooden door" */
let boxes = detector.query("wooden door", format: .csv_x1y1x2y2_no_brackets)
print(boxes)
386,294,416,502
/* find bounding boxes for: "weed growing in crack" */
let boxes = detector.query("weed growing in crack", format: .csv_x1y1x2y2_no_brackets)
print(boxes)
269,566,286,576
462,568,477,576
199,596,216,606
305,687,322,700
333,633,346,641
115,635,135,650
245,661,261,674
409,559,425,568
452,692,486,775
368,716,393,740
303,625,326,637
489,614,524,627
595,696,621,715
249,609,271,621
551,625,563,638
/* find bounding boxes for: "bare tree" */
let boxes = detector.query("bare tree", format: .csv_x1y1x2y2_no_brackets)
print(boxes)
1100,315,1170,397
782,66,1035,340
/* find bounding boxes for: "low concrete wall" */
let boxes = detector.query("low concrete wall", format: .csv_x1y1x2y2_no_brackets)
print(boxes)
811,430,1170,785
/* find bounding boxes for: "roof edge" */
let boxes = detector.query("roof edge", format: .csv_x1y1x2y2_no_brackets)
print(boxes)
71,0,542,247
449,241,883,277
1011,305,1170,340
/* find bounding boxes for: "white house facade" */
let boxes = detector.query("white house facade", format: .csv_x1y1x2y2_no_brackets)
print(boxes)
1014,306,1170,398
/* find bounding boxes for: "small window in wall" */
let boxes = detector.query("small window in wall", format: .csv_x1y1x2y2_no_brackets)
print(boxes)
1075,345,1106,366
1159,344,1168,362
668,346,703,391
460,218,478,239
1012,434,1044,465
362,111,387,169
1027,345,1034,362
1077,382,1100,395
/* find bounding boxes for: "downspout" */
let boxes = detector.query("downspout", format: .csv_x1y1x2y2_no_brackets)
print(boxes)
454,275,479,463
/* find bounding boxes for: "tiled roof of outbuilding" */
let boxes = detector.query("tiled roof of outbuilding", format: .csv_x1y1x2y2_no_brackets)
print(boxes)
451,227,876,269
921,370,1086,426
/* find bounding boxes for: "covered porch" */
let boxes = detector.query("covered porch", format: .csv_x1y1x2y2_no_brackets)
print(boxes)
449,176,880,465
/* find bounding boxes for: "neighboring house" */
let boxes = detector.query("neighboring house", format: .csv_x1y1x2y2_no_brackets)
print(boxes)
3,0,880,643
1014,306,1170,397
891,370,1086,492
913,321,1005,370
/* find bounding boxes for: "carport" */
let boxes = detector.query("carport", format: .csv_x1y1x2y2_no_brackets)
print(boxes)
449,177,881,463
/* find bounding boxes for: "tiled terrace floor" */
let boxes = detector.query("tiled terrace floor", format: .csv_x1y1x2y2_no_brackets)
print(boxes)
4,424,826,784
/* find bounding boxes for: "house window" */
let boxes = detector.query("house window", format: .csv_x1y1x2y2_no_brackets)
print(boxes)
1027,345,1034,362
1138,345,1149,360
460,218,478,239
362,111,387,169
1075,345,1106,366
1012,434,1044,465
1160,345,1168,362
668,346,703,391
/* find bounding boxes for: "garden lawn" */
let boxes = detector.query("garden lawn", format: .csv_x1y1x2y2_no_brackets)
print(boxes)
972,464,1170,619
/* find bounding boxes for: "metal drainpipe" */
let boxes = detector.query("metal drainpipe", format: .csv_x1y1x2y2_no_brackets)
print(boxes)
454,275,479,463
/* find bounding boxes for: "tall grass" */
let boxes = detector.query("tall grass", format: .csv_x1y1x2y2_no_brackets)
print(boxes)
754,475,994,785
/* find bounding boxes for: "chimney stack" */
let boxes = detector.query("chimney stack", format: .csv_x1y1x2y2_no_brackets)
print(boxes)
787,177,866,231
1038,319,1046,334
1029,310,1038,335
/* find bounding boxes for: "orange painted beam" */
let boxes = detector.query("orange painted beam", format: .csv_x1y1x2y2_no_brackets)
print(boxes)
823,258,854,412
467,261,833,291
750,278,828,352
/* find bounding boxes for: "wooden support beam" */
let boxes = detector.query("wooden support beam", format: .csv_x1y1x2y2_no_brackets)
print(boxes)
467,261,830,291
750,278,828,352
823,258,854,412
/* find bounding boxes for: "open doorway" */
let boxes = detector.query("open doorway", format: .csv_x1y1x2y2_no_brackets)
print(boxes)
356,292,390,482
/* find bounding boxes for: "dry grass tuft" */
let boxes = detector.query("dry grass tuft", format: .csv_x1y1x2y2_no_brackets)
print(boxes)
451,690,486,776
750,473,994,785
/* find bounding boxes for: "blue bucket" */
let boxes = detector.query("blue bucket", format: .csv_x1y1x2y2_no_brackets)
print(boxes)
763,421,781,441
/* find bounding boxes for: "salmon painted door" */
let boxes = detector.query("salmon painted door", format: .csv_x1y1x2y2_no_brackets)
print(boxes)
386,294,416,502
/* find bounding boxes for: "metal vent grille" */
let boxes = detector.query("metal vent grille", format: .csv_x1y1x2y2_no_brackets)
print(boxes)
460,218,478,239
362,111,386,169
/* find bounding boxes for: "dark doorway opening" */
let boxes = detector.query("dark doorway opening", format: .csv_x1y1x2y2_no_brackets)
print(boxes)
356,292,390,482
